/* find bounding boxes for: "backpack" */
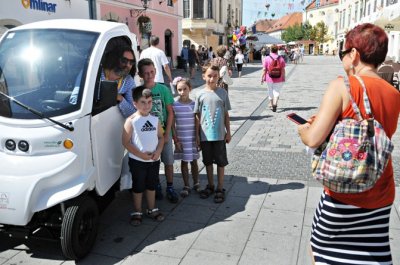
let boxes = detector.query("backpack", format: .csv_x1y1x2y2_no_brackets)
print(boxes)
311,75,394,193
268,55,282,78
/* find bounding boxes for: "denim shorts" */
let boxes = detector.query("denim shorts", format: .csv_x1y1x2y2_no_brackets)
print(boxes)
161,134,174,165
200,141,228,167
129,158,160,193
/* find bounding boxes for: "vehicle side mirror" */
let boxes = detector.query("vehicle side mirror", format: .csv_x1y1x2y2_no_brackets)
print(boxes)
92,80,118,115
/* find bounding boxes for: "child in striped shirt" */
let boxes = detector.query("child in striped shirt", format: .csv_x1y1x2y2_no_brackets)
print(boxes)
172,77,200,197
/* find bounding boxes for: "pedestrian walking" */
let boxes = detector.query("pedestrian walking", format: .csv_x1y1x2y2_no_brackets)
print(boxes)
298,23,400,265
261,44,286,112
188,44,197,79
234,49,245,78
194,63,231,203
210,45,232,92
171,77,200,197
139,35,172,84
122,86,165,226
180,44,189,73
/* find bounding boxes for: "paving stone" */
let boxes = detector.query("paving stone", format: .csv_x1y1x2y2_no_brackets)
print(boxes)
180,249,240,265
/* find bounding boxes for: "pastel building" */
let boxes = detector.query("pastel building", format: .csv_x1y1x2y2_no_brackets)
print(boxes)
98,0,181,66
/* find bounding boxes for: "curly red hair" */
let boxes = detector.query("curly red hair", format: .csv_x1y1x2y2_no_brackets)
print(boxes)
345,23,388,68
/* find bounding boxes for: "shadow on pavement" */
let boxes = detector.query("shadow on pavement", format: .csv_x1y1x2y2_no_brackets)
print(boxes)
230,114,272,121
0,175,304,264
278,106,317,112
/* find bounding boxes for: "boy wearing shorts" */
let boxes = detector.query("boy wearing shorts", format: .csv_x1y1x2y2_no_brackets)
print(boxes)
137,58,179,203
194,63,231,203
122,86,165,226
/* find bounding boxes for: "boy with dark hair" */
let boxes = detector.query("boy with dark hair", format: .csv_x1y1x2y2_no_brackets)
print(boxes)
194,63,232,203
122,86,165,226
137,58,179,203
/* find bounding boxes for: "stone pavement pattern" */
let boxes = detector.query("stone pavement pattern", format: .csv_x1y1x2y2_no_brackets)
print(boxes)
0,56,399,265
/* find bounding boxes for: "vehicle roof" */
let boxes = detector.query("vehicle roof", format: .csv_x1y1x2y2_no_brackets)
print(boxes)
11,19,127,34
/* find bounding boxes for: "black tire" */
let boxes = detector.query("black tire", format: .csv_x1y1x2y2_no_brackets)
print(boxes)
60,196,99,260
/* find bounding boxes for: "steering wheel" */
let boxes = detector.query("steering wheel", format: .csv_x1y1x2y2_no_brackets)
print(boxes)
41,100,69,111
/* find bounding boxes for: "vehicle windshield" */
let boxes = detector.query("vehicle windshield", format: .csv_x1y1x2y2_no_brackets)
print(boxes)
0,29,98,119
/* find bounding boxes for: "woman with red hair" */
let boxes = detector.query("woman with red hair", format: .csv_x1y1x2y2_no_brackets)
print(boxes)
298,23,400,264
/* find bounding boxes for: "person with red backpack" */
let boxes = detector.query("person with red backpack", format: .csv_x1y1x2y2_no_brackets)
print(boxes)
261,45,286,112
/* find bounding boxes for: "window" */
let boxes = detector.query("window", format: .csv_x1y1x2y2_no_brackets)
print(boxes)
360,0,363,18
167,0,173,6
347,9,351,26
373,0,377,11
342,9,346,28
339,11,342,28
207,0,213,19
183,0,190,18
193,0,204,18
219,0,222,23
355,2,358,21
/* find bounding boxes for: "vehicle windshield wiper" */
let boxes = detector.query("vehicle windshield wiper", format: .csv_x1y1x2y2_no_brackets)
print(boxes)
0,91,74,131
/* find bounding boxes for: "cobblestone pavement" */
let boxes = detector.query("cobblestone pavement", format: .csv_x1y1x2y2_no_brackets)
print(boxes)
0,56,399,265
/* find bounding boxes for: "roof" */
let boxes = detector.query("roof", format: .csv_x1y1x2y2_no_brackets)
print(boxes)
265,12,303,33
10,19,127,34
254,19,278,32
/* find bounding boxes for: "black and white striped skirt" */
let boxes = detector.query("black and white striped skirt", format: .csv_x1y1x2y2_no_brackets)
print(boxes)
310,191,393,265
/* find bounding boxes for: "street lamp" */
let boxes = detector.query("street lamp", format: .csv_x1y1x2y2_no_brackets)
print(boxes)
130,0,152,17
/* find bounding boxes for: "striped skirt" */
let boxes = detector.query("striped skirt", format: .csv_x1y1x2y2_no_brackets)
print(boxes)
310,191,393,265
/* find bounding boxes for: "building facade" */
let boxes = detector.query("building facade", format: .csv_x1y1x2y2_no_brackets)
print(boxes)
0,0,90,36
304,0,339,55
181,0,243,50
98,0,181,67
304,0,400,62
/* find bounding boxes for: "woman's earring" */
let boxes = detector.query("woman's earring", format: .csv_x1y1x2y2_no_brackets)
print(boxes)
350,65,354,70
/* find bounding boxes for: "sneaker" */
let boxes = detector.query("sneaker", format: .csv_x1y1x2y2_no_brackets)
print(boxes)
166,187,179,203
155,183,163,200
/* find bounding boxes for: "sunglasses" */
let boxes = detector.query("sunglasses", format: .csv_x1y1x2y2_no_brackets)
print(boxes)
120,57,135,65
339,48,352,61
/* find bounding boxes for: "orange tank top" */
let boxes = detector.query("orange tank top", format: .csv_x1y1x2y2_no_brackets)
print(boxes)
325,75,400,209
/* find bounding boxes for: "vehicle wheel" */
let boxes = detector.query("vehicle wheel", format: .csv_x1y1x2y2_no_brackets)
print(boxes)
60,196,99,260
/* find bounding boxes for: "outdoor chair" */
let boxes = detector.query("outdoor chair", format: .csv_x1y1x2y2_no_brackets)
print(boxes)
377,64,394,85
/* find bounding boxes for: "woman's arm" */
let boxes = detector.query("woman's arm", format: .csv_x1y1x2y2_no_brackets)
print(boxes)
298,78,348,148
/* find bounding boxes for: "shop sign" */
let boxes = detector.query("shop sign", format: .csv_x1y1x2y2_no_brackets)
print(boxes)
21,0,57,13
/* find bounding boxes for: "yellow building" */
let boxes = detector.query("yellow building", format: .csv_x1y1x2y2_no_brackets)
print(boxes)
182,0,242,49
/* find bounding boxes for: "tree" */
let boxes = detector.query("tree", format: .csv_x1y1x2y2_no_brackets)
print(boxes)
281,23,304,43
312,21,332,53
302,21,313,40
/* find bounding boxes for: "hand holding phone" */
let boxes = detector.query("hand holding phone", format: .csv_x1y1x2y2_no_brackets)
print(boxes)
287,113,308,125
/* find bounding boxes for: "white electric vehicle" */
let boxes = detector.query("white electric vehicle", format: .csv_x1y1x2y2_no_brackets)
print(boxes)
0,19,138,260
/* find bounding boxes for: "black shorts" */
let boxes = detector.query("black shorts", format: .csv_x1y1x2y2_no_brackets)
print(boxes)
200,141,228,167
129,158,160,193
236,63,243,71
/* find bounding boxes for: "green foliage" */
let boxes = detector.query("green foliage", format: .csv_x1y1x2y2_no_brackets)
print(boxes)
313,21,331,44
281,22,314,43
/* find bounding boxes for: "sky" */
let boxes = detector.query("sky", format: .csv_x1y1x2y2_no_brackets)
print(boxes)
242,0,314,27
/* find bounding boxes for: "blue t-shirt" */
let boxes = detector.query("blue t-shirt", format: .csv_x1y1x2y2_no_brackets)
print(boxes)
194,88,231,141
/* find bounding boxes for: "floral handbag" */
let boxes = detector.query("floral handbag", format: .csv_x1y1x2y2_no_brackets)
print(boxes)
311,75,394,193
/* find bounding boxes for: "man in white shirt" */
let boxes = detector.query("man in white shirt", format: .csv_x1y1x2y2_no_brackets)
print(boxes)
139,35,173,84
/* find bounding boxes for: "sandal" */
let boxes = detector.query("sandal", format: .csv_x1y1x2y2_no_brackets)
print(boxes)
199,185,214,199
146,208,165,222
192,183,200,192
180,186,191,198
214,189,226,203
129,212,143,226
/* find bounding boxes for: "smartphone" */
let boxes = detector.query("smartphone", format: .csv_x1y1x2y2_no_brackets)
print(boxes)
287,113,308,125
